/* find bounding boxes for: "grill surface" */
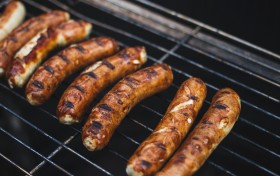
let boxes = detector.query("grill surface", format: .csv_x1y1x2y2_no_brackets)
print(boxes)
0,0,279,176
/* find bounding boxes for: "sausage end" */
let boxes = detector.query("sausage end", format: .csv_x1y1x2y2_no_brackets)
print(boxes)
83,136,99,151
59,114,78,125
126,165,144,176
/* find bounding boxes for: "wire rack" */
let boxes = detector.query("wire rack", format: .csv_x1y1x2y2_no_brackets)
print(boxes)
0,0,279,175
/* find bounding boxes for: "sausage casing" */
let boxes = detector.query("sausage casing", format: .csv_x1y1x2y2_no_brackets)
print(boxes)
82,64,173,151
0,10,69,76
25,37,119,105
0,1,26,41
156,88,241,176
57,46,147,124
126,77,207,176
6,20,92,88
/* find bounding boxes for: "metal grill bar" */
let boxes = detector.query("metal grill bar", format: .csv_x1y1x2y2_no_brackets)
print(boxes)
134,0,280,60
0,152,30,175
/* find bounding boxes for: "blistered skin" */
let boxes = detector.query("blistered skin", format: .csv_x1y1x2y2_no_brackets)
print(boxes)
82,64,173,151
25,37,119,105
156,88,241,176
6,20,92,88
0,1,26,41
0,10,69,76
57,46,147,124
126,77,207,176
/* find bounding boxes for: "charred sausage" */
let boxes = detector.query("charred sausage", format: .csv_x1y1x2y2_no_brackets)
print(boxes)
57,46,147,124
156,88,241,176
0,10,69,76
82,64,173,151
0,1,26,41
25,37,119,105
7,20,92,88
126,77,207,176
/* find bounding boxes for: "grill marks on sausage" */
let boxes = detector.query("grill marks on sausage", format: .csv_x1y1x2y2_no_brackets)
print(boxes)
64,101,74,109
93,38,105,46
99,104,112,112
190,95,198,101
32,80,44,89
90,121,103,135
174,154,186,164
157,143,166,151
141,160,152,168
75,45,86,53
43,65,54,74
124,77,141,89
86,72,97,79
119,51,130,59
213,103,228,110
58,53,70,64
102,60,115,70
73,85,85,93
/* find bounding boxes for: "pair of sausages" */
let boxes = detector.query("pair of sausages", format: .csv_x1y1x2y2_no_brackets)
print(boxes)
127,78,241,176
0,10,70,76
7,19,92,88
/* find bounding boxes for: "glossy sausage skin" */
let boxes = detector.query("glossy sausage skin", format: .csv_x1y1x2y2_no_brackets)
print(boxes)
82,64,173,151
7,20,92,88
25,37,119,105
126,77,207,176
0,1,26,41
156,88,241,176
57,46,147,124
0,10,69,76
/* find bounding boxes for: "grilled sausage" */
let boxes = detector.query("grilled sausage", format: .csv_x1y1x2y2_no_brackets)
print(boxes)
82,64,173,151
57,46,147,124
0,1,26,41
0,10,69,76
126,77,207,176
7,20,92,88
156,88,241,176
25,37,119,106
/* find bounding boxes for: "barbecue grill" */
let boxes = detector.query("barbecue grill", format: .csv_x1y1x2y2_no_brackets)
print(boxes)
0,0,279,175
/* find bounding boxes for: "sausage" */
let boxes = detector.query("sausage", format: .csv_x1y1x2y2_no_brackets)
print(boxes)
25,37,119,106
57,46,147,124
0,10,69,76
82,64,173,151
0,1,26,41
126,77,207,176
156,88,241,176
6,20,92,88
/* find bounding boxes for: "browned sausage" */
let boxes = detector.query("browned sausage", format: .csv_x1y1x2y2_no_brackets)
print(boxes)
25,37,119,106
156,88,241,176
6,20,92,88
126,77,207,176
0,1,26,41
82,64,173,151
0,10,69,76
57,46,147,124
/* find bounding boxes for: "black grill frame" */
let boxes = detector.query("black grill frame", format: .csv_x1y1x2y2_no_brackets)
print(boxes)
0,0,279,175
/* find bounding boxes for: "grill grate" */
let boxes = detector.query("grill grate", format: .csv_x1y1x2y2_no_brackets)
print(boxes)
0,0,279,175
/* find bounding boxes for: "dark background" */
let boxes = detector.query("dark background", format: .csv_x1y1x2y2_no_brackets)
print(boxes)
149,0,280,54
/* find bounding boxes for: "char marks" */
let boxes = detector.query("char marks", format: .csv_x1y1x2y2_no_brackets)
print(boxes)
213,103,228,110
64,101,74,108
141,160,151,168
44,65,54,74
90,121,103,135
73,85,85,93
99,104,112,112
86,72,97,79
58,53,70,64
102,60,115,70
32,80,44,89
75,45,86,53
124,77,140,89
